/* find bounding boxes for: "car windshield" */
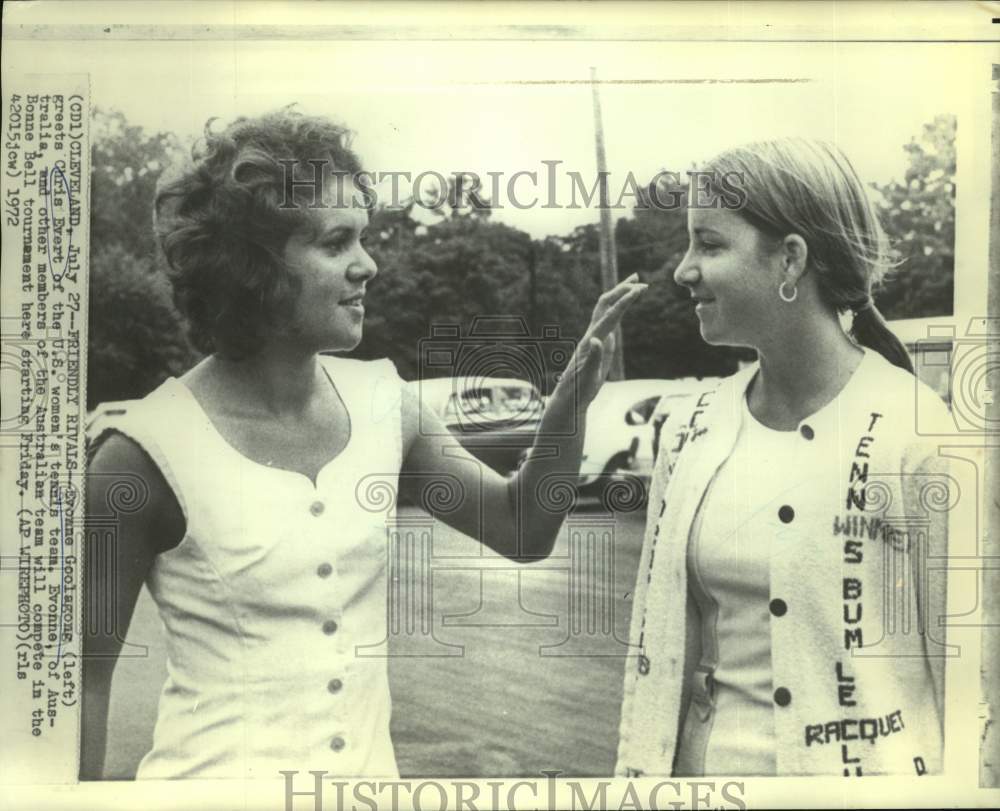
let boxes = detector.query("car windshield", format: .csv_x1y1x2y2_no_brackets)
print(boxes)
448,385,541,421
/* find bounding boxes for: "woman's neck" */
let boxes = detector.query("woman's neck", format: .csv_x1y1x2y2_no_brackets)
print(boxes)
749,314,864,430
205,346,329,419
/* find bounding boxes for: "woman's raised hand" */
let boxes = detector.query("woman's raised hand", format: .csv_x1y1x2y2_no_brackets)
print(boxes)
558,273,648,411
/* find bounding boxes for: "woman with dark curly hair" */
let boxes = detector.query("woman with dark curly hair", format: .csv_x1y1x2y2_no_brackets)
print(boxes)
81,107,646,780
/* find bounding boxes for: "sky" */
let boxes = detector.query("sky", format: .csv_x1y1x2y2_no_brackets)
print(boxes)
2,37,973,238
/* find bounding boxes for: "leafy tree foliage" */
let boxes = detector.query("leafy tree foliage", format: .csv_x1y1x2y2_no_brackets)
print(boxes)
357,205,535,379
90,108,184,261
88,243,196,407
87,108,199,409
873,114,956,319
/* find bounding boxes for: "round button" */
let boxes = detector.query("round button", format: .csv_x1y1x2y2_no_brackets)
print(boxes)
317,562,333,578
327,678,343,694
769,598,787,617
773,687,792,707
310,501,325,516
330,736,345,752
800,424,815,440
778,505,795,523
638,654,650,676
322,620,338,635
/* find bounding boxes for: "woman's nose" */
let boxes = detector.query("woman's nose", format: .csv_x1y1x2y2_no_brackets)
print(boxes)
348,247,378,282
673,252,700,287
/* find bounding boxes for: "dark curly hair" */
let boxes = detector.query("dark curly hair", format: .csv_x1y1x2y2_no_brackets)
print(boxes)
154,106,365,357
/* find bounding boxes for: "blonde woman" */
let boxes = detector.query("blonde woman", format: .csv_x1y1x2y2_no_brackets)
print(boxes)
616,139,952,777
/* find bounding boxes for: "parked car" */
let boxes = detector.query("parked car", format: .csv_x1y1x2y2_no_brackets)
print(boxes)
411,376,544,475
579,378,717,491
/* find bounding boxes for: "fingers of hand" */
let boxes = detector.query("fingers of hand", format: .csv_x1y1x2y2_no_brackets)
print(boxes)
615,272,641,292
591,283,647,340
595,274,642,315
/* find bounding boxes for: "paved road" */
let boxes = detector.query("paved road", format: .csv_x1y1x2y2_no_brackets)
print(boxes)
103,501,646,779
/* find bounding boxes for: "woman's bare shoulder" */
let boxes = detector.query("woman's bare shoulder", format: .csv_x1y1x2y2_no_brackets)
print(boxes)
88,432,186,554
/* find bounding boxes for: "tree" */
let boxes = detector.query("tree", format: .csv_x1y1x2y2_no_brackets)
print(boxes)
87,244,197,409
353,207,537,381
90,108,186,261
873,114,956,319
87,109,198,409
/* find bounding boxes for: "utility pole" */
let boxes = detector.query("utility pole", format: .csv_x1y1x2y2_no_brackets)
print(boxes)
527,240,538,335
590,66,626,380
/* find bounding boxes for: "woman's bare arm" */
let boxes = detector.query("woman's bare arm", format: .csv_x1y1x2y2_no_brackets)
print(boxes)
400,276,646,561
80,433,184,779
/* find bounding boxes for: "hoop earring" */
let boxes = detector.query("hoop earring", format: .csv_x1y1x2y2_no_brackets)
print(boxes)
778,281,798,303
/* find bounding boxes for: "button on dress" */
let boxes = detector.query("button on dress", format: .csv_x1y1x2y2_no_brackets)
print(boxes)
90,356,405,780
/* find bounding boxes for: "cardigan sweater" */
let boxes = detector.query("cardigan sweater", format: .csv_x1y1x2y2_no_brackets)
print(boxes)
615,348,952,777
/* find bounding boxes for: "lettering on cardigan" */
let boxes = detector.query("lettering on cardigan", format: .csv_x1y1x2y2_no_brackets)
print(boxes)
845,627,864,649
843,574,863,649
686,398,711,443
834,657,866,776
804,709,905,746
845,486,866,510
686,391,713,432
834,515,888,564
836,662,857,707
884,524,911,553
841,745,863,777
841,413,882,653
666,394,712,468
845,412,883,510
668,429,688,460
832,515,884,541
850,460,869,483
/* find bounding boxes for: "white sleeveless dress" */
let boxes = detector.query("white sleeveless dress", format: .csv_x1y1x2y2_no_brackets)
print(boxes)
90,355,405,780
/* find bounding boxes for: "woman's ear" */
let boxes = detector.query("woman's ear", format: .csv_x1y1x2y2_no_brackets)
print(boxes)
781,234,809,285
